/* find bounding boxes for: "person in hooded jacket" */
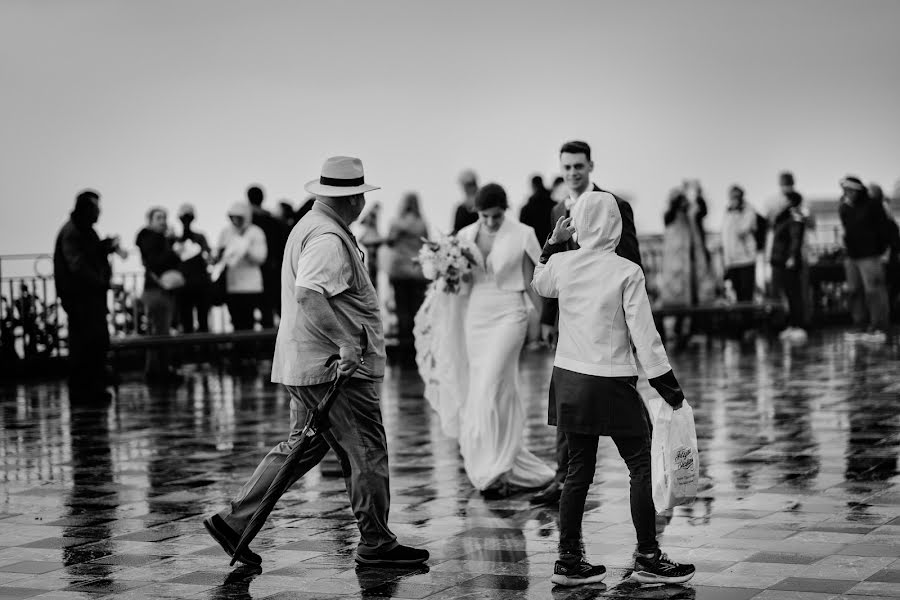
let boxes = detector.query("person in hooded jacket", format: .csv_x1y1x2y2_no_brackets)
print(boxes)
216,202,268,331
532,192,695,588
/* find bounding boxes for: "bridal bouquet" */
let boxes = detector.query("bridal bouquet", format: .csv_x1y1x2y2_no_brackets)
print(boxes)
417,235,476,294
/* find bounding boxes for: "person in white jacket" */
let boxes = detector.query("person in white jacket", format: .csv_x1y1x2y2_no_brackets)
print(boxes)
217,201,268,330
721,185,758,302
532,192,695,587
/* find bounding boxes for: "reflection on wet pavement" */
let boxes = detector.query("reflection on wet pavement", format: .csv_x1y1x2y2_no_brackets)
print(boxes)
1,331,899,599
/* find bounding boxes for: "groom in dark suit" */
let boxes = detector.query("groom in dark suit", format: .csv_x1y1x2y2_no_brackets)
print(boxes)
532,140,644,506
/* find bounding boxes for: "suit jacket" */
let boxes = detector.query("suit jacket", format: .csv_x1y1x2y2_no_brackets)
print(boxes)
540,184,642,325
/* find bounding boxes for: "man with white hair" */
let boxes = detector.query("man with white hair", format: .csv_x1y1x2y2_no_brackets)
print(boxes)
204,156,429,568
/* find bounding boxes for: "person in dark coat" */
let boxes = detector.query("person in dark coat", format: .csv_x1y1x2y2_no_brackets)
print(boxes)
53,190,119,401
532,140,643,507
770,190,807,342
839,177,895,341
532,193,695,586
451,170,479,234
519,175,555,244
247,185,287,328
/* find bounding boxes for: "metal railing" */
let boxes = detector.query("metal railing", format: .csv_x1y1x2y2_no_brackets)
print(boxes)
0,235,852,370
0,254,235,368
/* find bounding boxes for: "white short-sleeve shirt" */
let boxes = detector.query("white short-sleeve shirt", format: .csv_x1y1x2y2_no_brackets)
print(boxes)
295,234,354,298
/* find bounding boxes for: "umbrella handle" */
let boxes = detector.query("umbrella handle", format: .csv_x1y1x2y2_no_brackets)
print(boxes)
312,329,367,427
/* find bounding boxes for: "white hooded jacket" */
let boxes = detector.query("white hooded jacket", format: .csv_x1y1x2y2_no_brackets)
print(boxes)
218,201,268,293
532,192,671,379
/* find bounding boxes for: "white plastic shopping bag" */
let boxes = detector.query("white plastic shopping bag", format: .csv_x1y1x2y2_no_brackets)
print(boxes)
651,400,699,511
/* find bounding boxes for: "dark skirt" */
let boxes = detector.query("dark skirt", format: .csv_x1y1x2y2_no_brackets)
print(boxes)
549,366,650,437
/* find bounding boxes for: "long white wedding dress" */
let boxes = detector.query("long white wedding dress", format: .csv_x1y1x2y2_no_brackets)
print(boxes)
414,233,554,492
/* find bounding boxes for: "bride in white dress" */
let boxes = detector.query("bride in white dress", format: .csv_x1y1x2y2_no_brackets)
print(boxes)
415,183,554,498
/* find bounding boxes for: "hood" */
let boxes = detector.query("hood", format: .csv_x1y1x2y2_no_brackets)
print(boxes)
227,201,253,229
571,191,621,252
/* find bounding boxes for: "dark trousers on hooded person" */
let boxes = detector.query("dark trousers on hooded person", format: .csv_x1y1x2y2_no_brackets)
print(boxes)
62,296,110,401
551,369,660,562
218,378,398,555
559,432,659,560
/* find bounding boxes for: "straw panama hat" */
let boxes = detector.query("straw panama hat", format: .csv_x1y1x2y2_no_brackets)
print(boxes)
304,156,380,197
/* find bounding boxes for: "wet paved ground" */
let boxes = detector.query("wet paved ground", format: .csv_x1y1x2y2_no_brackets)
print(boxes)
1,330,900,599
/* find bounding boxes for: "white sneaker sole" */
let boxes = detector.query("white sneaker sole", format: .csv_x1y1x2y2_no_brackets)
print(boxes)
550,572,607,586
630,569,694,584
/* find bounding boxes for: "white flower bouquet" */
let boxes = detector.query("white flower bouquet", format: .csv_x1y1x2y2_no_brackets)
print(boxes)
416,235,477,294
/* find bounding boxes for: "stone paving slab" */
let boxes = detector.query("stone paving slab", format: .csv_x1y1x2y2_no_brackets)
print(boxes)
1,332,899,598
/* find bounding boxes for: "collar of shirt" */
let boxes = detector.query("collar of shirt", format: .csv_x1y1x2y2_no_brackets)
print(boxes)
565,182,596,210
312,201,366,261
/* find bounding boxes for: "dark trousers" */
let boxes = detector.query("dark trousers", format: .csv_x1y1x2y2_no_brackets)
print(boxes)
260,271,280,329
62,297,109,400
220,379,398,553
559,432,658,558
227,293,261,331
142,288,176,376
771,265,805,328
725,264,755,302
554,428,569,483
179,286,210,333
845,257,889,332
390,278,427,344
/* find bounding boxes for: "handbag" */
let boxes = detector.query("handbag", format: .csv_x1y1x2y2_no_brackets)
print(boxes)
651,400,699,511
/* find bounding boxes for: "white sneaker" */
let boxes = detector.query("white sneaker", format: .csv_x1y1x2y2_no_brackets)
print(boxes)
778,328,793,340
844,330,866,341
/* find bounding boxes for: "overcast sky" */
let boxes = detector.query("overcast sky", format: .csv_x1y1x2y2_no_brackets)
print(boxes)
2,0,899,256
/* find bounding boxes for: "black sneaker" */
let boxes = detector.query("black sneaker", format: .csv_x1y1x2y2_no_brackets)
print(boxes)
355,544,429,567
551,559,607,587
202,515,262,567
631,550,695,584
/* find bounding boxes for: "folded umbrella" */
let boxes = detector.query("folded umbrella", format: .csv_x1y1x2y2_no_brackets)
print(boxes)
230,329,368,565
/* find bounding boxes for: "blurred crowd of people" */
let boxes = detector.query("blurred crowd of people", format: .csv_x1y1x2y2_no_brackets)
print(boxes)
52,162,900,391
652,172,899,346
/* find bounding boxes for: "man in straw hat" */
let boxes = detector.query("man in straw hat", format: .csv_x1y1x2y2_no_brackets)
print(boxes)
204,156,429,568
